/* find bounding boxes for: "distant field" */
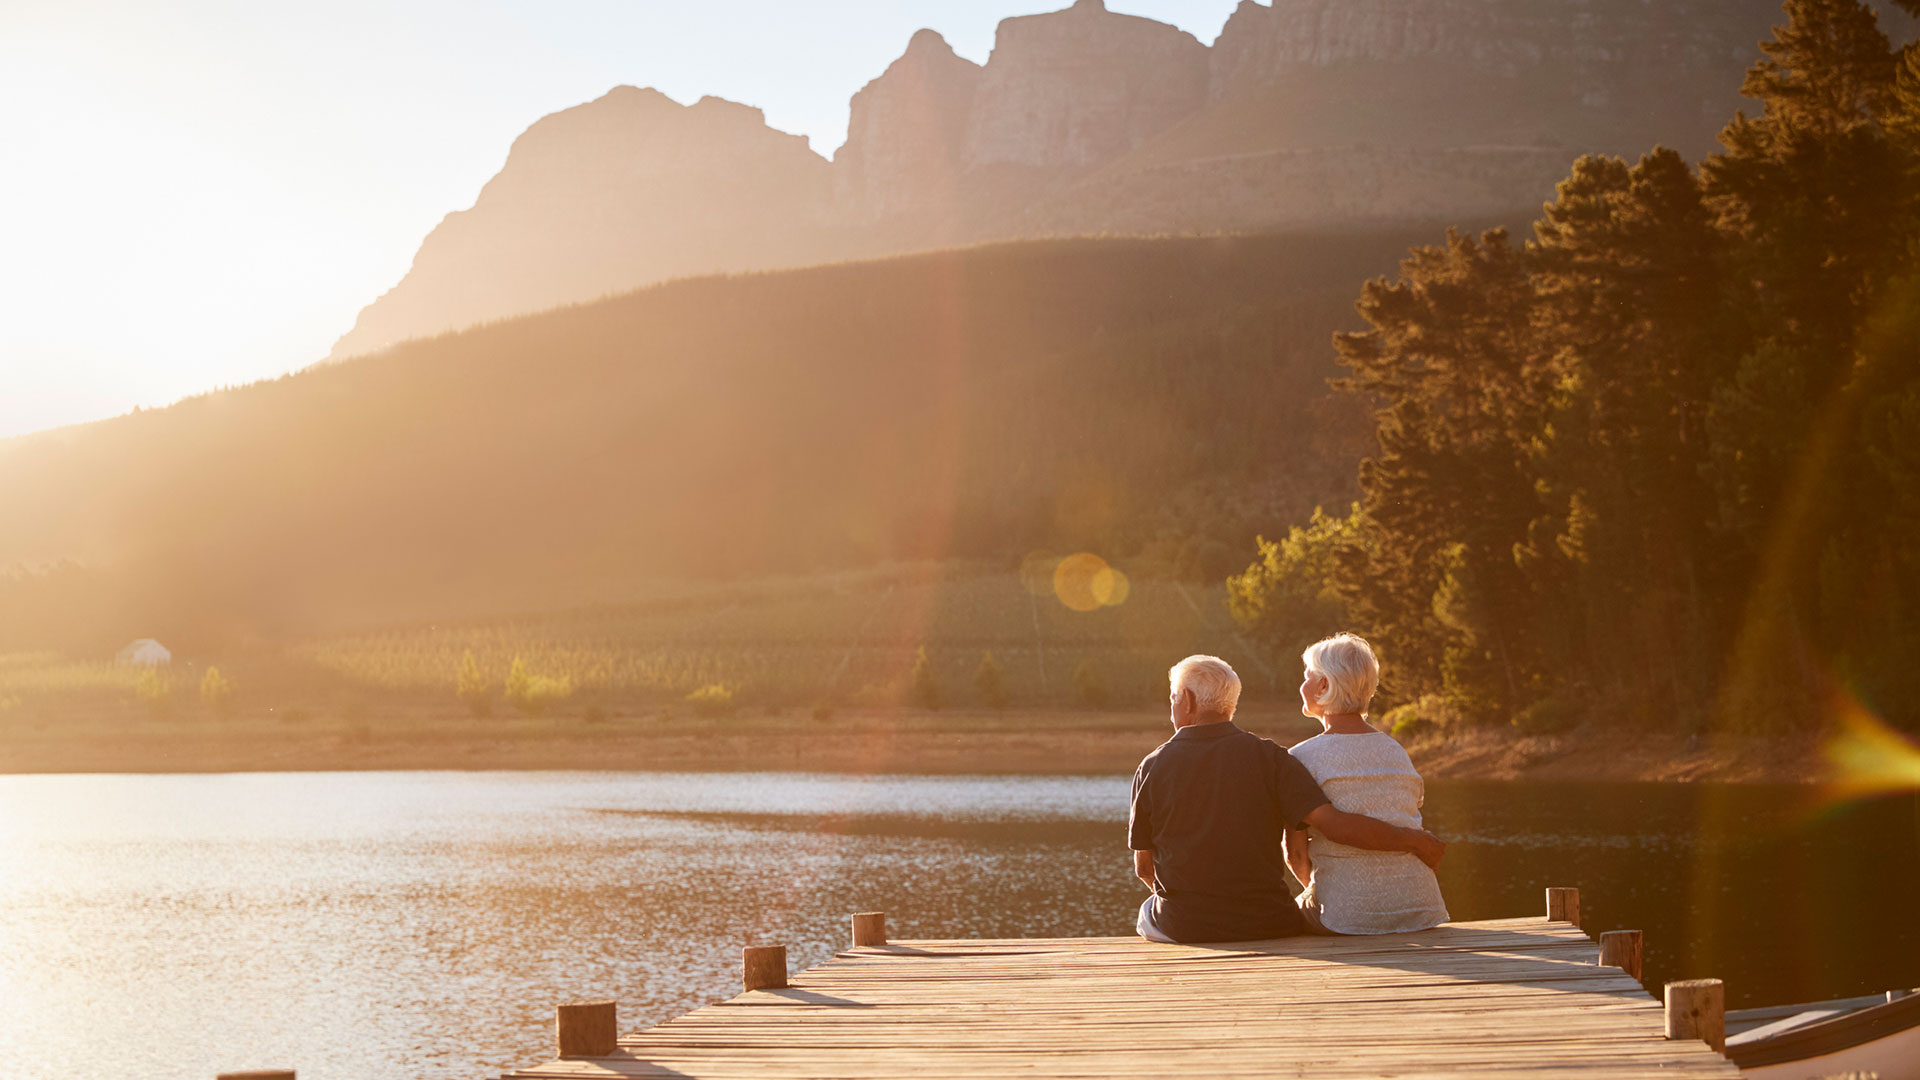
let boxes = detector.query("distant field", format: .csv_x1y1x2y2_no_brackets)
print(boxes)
0,564,1291,724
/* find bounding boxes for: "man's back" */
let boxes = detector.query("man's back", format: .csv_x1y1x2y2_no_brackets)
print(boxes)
1128,721,1329,942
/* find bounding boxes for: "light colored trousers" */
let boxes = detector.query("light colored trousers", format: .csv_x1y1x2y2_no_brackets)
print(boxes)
1136,897,1176,943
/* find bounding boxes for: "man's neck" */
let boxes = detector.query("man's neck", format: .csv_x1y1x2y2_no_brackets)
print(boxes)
1173,713,1234,731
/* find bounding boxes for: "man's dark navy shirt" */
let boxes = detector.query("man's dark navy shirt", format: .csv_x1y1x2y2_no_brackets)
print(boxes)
1128,720,1331,942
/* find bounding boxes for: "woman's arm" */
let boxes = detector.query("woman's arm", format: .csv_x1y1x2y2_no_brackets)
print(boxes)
1284,824,1313,889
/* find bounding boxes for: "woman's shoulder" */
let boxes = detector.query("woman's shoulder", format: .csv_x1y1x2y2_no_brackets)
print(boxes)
1295,729,1423,772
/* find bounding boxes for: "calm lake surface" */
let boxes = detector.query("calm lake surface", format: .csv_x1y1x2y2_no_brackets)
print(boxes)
1,771,1915,1079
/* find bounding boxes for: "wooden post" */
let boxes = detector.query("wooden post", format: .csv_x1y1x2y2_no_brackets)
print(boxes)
1665,978,1726,1054
851,911,887,947
217,1073,294,1079
1598,929,1643,981
555,1000,618,1058
1545,886,1581,928
743,945,788,991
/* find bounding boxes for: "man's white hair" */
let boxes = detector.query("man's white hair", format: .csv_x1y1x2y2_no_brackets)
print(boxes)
1169,655,1241,717
1302,633,1380,716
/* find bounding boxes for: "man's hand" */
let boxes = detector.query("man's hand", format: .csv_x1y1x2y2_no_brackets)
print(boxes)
1134,849,1156,891
1407,829,1445,870
1304,804,1446,868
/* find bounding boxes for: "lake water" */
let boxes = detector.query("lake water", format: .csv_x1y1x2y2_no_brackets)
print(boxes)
1,771,1915,1079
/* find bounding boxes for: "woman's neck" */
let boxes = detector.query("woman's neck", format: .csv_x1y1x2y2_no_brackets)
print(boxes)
1319,712,1375,734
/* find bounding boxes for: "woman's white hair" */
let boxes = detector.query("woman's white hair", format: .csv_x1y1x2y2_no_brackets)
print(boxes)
1302,633,1380,716
1168,655,1241,717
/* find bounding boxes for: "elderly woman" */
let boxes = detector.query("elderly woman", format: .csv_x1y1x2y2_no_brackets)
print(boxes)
1286,633,1449,934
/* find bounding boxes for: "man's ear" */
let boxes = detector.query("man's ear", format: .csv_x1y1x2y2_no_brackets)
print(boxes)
1176,688,1193,715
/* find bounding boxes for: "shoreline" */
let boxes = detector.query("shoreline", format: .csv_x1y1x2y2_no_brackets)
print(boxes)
0,706,1831,784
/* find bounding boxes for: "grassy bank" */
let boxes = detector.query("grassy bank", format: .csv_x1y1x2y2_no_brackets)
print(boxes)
0,563,1841,784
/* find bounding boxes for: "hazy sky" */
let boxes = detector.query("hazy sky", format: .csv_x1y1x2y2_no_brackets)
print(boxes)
0,0,1240,440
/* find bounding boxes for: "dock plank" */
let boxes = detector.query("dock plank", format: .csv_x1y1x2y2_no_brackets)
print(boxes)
501,918,1739,1079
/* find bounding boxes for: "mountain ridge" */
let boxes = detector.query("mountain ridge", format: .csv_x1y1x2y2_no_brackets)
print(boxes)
323,0,1886,363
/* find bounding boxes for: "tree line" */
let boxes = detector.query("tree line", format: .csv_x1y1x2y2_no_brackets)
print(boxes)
1234,0,1920,734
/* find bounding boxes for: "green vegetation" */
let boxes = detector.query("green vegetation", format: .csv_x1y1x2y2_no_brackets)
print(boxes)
134,668,171,718
1232,0,1920,734
683,683,735,717
456,650,492,717
503,657,573,717
199,666,232,717
0,565,1267,726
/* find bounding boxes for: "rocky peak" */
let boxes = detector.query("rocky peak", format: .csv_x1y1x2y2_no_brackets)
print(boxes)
834,29,983,223
903,26,956,56
480,86,817,206
327,87,832,361
962,3,1209,173
1209,1,1788,97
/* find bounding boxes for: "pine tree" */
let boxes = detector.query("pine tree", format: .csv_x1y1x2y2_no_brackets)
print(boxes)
1739,0,1895,136
1073,660,1108,710
504,657,532,715
456,650,492,718
199,666,233,718
1523,149,1732,721
973,651,1008,710
1332,228,1556,712
1706,0,1902,369
908,646,941,711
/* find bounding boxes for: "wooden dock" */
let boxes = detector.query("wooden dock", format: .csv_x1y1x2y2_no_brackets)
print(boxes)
501,894,1740,1079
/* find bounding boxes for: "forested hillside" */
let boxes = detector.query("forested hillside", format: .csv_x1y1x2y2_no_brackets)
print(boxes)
0,225,1469,654
1231,0,1920,733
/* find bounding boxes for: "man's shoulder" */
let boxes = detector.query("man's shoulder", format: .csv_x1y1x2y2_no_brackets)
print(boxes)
1139,724,1282,768
1135,737,1179,774
1227,725,1289,758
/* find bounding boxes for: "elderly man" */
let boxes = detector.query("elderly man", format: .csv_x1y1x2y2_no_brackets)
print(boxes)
1129,654,1445,943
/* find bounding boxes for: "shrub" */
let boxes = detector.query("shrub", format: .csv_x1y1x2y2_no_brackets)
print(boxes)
811,702,834,723
1380,695,1463,741
1511,694,1581,735
199,666,232,717
1073,660,1108,709
504,657,573,717
135,668,172,718
685,683,735,717
973,651,1008,710
582,704,608,724
1226,506,1357,647
456,650,492,718
908,646,941,710
1385,708,1433,741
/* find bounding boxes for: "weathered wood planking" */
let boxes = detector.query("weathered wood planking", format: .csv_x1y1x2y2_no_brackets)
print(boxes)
501,918,1740,1079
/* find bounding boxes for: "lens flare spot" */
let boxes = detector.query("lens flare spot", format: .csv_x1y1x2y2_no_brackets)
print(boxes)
1092,565,1130,607
1822,694,1920,802
1053,554,1128,612
1053,553,1109,613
